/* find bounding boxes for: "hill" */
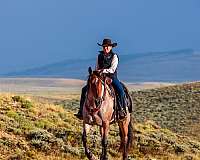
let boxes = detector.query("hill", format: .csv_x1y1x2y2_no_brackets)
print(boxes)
1,81,200,159
132,81,200,140
2,49,200,82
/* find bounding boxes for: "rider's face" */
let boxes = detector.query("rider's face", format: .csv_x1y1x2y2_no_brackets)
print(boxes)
103,45,112,54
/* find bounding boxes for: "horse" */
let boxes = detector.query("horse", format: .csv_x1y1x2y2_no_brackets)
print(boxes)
82,68,133,160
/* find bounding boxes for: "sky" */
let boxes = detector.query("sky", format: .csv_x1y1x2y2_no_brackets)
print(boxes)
0,0,199,73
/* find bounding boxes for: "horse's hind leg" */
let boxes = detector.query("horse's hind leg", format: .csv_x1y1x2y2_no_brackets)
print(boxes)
100,122,109,160
82,123,95,160
118,114,130,160
118,128,123,152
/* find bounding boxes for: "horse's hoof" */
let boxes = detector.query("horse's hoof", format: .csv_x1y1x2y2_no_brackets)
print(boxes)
90,155,96,160
100,155,108,160
123,157,129,160
118,144,123,152
100,158,108,160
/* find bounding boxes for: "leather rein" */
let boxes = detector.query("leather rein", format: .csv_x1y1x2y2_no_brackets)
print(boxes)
85,73,111,113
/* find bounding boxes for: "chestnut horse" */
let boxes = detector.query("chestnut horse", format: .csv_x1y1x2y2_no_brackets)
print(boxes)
82,68,133,160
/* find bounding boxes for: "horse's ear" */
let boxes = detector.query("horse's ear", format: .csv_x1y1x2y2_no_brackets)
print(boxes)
88,67,92,75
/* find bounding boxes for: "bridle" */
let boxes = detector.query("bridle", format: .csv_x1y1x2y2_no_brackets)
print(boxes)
85,72,108,113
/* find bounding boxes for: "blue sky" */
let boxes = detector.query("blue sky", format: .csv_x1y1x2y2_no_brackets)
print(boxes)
0,0,199,73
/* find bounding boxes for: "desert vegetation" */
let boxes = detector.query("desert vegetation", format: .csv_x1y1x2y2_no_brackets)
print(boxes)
0,82,200,159
132,82,200,140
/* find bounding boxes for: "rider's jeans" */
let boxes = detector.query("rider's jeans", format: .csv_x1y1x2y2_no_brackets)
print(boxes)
111,77,126,110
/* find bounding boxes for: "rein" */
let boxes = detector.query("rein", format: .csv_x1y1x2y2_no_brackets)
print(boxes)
85,73,110,113
94,74,112,99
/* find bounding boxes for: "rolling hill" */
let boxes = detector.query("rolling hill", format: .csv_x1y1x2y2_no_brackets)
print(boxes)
1,81,200,159
2,49,200,82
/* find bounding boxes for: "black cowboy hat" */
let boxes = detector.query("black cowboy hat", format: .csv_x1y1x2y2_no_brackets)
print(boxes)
97,38,117,47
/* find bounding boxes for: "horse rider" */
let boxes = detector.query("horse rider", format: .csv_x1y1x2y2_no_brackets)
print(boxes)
75,38,127,120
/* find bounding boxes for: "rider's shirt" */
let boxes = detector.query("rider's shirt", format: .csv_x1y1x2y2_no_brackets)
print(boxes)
96,50,118,78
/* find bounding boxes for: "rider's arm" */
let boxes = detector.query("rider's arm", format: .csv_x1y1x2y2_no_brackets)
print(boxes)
102,54,118,74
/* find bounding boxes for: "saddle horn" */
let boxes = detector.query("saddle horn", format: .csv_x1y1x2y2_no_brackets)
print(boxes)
88,67,92,75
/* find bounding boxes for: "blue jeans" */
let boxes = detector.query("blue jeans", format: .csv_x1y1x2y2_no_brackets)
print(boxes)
111,77,126,110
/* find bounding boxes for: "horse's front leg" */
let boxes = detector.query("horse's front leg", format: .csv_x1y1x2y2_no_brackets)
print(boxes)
100,122,109,160
82,123,95,160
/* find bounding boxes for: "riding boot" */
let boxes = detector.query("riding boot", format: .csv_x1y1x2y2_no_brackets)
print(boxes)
118,96,127,120
118,107,127,120
117,100,126,120
74,85,87,120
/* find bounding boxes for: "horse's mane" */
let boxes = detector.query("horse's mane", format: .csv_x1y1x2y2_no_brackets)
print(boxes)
87,71,104,82
92,71,101,77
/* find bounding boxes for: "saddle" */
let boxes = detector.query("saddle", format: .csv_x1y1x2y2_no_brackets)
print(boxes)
105,78,133,122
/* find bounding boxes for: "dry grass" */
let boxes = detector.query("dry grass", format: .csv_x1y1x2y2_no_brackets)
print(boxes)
132,81,200,140
1,81,200,159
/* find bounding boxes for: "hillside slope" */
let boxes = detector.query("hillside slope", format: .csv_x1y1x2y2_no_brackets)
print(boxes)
1,80,200,159
132,81,200,140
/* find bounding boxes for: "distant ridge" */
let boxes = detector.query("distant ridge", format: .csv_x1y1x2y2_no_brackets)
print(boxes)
2,49,200,82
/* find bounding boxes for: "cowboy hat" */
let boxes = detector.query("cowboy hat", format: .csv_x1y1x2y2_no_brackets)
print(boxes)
97,38,117,47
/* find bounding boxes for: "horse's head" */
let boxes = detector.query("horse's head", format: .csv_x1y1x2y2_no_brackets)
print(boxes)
87,68,104,108
87,67,113,109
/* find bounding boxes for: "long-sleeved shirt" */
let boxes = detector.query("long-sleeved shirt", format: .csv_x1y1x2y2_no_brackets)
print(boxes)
95,54,118,74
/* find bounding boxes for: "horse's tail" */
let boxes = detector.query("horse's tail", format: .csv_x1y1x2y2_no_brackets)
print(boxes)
127,116,135,150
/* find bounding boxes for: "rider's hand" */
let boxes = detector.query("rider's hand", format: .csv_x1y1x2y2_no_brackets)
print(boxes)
97,69,104,76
